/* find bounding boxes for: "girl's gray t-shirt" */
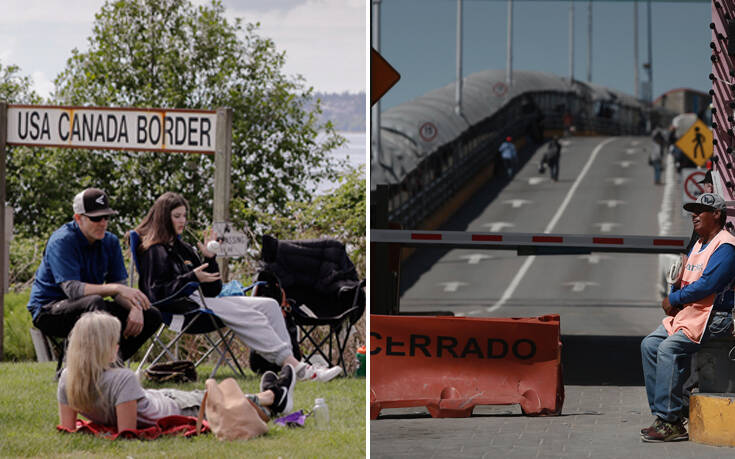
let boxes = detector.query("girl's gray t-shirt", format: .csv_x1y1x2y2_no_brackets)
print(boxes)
58,367,203,427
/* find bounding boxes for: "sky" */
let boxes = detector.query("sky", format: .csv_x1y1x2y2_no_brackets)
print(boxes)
0,0,366,100
376,0,712,110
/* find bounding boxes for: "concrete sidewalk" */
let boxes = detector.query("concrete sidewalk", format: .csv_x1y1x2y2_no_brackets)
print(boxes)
370,385,735,458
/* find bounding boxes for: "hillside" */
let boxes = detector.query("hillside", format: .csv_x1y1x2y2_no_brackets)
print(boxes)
314,91,366,132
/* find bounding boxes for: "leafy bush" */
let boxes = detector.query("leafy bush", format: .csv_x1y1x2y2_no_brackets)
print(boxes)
8,235,46,290
231,164,366,278
2,291,34,361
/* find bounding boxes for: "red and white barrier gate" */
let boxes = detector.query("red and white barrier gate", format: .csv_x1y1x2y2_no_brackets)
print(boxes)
371,229,688,254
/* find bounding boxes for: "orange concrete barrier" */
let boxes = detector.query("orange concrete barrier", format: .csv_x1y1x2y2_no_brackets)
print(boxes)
370,314,564,419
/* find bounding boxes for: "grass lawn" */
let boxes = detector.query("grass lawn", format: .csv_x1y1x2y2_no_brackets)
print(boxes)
0,361,366,458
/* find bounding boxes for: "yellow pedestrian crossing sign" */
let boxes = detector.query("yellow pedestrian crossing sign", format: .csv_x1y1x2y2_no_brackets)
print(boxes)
675,119,712,167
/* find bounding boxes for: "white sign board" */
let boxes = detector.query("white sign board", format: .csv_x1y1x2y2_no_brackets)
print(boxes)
6,105,217,153
212,222,248,257
681,168,707,215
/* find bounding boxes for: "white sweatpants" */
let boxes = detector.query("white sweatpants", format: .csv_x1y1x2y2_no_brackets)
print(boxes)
189,292,292,366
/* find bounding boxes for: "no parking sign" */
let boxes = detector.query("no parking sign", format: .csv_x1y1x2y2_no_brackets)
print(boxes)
682,168,707,211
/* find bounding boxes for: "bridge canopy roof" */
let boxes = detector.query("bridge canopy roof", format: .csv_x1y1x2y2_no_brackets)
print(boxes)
372,69,640,186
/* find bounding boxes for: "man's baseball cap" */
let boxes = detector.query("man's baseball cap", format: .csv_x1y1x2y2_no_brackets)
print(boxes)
683,192,726,213
72,188,118,217
699,170,713,184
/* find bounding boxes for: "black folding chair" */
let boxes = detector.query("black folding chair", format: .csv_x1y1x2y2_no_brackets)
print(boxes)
257,235,366,375
128,230,246,379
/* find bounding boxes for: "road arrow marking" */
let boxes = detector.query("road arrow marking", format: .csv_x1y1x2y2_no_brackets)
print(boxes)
597,199,627,208
616,160,633,168
528,177,546,185
482,222,515,232
594,222,620,232
578,254,609,264
460,254,493,264
607,177,630,186
503,199,533,208
439,281,467,293
563,281,599,292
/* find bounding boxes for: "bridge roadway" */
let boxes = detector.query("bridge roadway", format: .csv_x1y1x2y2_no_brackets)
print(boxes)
370,137,733,457
399,135,691,337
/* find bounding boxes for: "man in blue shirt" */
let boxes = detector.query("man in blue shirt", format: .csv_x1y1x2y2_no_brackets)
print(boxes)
640,192,735,442
28,188,161,361
499,136,518,178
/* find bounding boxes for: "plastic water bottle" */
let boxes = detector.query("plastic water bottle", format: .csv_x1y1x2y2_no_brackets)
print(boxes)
312,397,329,430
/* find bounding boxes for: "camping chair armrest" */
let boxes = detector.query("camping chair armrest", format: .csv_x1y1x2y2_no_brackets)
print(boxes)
242,281,267,295
291,302,363,324
352,279,366,307
151,282,200,308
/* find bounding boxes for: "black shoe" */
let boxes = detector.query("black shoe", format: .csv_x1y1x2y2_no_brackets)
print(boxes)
259,370,278,393
269,364,295,415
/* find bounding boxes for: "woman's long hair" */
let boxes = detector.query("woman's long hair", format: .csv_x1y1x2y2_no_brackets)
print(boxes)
65,312,121,413
135,192,189,251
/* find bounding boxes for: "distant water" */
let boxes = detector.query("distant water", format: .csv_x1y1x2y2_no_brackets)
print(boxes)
315,131,366,194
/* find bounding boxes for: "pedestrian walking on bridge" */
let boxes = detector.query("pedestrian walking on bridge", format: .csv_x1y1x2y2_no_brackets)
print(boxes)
499,136,518,178
540,136,562,181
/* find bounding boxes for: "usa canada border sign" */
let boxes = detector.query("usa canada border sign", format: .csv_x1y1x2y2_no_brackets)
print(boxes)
0,102,234,360
7,105,218,154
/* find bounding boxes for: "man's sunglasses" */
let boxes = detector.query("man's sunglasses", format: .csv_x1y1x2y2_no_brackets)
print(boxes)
86,215,110,222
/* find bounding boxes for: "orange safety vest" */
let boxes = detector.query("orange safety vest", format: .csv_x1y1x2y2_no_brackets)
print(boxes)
663,229,735,343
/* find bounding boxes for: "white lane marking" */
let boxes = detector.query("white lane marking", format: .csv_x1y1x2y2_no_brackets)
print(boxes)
616,160,633,168
658,153,676,236
625,148,638,155
482,222,515,232
578,254,609,264
504,199,533,208
594,222,620,232
528,177,546,185
598,199,627,208
460,254,493,264
439,281,467,293
486,137,617,312
563,281,599,292
631,141,640,146
560,140,572,147
607,177,630,186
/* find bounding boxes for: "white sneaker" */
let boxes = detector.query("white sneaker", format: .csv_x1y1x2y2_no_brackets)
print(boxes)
295,362,342,382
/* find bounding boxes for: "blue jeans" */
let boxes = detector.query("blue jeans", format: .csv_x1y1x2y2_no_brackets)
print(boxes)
502,157,515,177
652,160,662,184
641,311,732,422
548,160,559,181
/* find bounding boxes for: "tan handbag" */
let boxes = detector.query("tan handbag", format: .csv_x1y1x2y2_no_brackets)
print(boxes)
195,378,269,441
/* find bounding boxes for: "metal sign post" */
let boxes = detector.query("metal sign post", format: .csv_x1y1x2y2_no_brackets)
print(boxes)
0,102,6,360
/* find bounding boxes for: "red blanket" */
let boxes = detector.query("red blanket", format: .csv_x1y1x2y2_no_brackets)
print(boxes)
57,415,210,440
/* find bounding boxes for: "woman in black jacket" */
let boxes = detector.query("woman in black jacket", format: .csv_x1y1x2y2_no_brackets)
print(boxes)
134,192,341,382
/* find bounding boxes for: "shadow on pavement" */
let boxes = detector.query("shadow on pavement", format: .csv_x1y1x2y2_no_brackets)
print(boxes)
562,335,644,386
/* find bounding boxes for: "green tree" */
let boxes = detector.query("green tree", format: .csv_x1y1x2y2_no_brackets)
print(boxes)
235,165,366,277
8,0,344,237
0,62,38,103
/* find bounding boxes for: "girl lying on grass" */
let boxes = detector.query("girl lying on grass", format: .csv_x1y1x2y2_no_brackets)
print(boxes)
57,311,295,432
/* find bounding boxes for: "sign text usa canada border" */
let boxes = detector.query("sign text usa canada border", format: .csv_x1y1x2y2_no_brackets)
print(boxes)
7,105,217,154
